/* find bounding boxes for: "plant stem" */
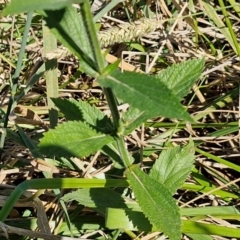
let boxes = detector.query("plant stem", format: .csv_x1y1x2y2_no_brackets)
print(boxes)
103,88,132,167
80,0,106,72
116,137,132,168
104,88,121,132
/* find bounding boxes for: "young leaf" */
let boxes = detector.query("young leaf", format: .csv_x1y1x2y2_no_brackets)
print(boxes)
149,141,195,195
39,121,114,158
42,6,99,76
98,71,192,121
155,58,205,100
126,165,181,240
3,0,83,15
52,98,113,133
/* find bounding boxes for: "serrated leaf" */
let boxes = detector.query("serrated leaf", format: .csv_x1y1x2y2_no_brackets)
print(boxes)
42,6,98,76
3,0,82,15
106,208,154,231
149,141,195,195
98,71,192,121
39,121,114,158
52,98,113,133
126,165,181,240
155,58,205,100
62,188,131,215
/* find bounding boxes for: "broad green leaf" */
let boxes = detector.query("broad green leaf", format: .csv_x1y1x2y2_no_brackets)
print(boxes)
106,208,154,231
42,6,99,76
3,0,82,15
149,141,195,195
120,59,204,133
98,71,192,121
126,165,181,240
39,121,114,158
51,98,84,121
52,98,113,133
155,58,205,100
62,188,135,215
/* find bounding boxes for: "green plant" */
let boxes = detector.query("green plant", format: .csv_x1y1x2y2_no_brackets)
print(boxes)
4,0,238,239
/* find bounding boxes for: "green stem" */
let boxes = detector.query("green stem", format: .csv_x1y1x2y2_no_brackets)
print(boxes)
116,137,132,168
103,88,132,167
80,0,132,169
112,229,122,240
80,0,105,73
0,178,129,222
104,88,121,132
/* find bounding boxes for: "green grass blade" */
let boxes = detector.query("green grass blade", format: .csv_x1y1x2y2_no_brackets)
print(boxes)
182,220,240,237
202,1,239,54
195,147,240,173
93,0,123,22
217,0,240,55
1,12,33,159
0,178,129,222
14,63,45,108
3,12,33,129
180,206,240,216
182,183,238,199
228,0,240,18
42,23,58,128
